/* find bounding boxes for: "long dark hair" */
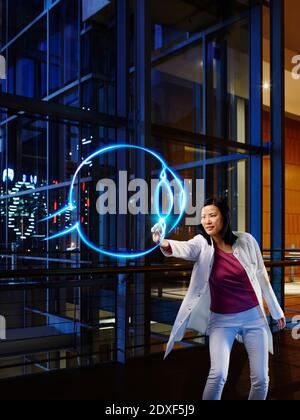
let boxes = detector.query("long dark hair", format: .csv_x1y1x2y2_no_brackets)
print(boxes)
199,197,238,246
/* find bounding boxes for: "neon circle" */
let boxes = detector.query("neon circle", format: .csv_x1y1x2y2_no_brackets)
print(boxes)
43,144,187,259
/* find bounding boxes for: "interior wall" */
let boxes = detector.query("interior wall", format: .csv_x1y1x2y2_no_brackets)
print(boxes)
263,111,300,278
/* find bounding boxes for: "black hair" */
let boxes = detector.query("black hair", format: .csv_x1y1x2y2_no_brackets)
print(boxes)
199,197,238,246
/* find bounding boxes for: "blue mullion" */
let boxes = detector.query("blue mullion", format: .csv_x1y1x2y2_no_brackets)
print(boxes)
270,0,285,309
134,0,151,358
116,0,129,364
249,3,263,245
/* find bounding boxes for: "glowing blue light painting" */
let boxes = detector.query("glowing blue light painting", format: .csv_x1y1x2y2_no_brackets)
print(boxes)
42,144,187,259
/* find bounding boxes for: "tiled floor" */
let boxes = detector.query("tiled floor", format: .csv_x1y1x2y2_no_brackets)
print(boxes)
268,329,300,400
0,329,299,400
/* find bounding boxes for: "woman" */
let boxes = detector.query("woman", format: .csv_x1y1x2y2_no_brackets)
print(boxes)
152,197,286,401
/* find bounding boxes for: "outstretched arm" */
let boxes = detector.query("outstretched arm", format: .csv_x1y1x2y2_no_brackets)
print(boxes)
152,223,202,262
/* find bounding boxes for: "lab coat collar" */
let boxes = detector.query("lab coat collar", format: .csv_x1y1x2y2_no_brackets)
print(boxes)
209,231,240,254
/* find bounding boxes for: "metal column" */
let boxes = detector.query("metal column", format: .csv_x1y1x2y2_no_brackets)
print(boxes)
249,3,263,244
133,0,151,358
116,0,129,364
270,0,285,309
135,0,151,149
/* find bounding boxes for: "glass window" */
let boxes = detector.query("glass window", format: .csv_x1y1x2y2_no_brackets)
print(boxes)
0,123,6,248
50,85,80,108
48,185,78,253
206,159,247,231
8,19,47,98
49,0,79,93
0,0,7,47
206,19,249,143
81,26,116,80
150,134,248,262
7,189,47,253
7,117,47,190
7,0,44,41
263,5,271,143
152,42,203,133
0,125,6,195
3,116,47,253
151,0,251,53
81,78,116,115
49,121,79,184
80,1,116,116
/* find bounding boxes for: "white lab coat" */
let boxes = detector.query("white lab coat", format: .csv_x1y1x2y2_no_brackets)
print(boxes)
161,232,284,360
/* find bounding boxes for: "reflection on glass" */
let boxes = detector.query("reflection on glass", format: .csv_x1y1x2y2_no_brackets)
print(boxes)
8,19,47,99
151,0,251,53
7,188,47,252
49,0,79,93
207,20,249,143
48,186,78,254
49,122,79,184
7,118,47,189
206,160,247,231
152,43,203,133
7,0,44,41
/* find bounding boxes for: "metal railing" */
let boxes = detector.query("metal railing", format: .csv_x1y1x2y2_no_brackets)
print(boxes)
0,263,197,379
263,248,300,283
0,260,299,380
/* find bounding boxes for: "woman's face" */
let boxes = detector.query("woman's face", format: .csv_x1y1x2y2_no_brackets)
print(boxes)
201,205,224,237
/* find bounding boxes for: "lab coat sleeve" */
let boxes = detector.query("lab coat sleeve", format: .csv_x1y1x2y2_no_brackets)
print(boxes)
249,234,285,321
160,235,203,262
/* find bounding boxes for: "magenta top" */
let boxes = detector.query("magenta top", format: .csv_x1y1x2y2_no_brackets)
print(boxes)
209,247,259,314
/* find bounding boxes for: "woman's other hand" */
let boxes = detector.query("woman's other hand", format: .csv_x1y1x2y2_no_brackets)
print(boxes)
277,318,286,330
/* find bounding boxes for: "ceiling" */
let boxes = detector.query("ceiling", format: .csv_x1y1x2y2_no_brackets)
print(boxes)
264,0,300,53
150,0,250,32
285,0,300,54
86,0,251,32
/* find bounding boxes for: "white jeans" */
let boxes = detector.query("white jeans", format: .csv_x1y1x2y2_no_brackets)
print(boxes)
203,306,269,401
